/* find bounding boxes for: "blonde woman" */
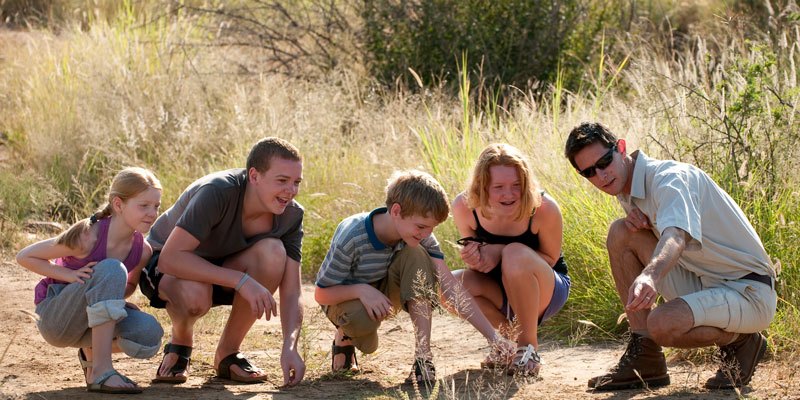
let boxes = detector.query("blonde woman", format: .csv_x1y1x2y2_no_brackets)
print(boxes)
452,143,571,375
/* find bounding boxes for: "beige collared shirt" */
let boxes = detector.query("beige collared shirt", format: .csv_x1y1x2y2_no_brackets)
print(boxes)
616,151,775,282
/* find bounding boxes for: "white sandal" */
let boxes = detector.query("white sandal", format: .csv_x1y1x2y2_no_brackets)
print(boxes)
508,344,541,376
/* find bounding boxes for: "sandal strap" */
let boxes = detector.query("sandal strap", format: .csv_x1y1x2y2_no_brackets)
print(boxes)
164,343,193,360
92,369,136,386
159,343,192,377
78,348,92,369
412,358,435,375
218,352,260,378
512,344,541,367
331,340,358,371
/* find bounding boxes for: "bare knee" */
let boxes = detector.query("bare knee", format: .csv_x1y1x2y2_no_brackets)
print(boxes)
167,280,212,317
606,218,632,252
647,300,693,346
250,238,287,273
501,243,545,278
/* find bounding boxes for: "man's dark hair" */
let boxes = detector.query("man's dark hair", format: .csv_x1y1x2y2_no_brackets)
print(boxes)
246,137,302,173
564,122,619,170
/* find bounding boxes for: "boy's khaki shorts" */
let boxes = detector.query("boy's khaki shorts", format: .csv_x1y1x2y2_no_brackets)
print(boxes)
323,245,438,353
656,263,777,333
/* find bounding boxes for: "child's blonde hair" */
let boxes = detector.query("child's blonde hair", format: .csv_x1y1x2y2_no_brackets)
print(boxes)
466,143,541,220
56,167,162,249
385,170,449,223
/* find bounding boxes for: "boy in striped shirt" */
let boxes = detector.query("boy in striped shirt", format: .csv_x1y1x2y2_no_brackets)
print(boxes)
315,170,512,383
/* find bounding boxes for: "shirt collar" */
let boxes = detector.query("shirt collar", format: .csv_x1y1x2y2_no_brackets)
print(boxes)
629,150,648,200
365,207,389,250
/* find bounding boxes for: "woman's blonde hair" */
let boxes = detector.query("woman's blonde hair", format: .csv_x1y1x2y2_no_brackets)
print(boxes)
465,143,541,220
56,167,161,249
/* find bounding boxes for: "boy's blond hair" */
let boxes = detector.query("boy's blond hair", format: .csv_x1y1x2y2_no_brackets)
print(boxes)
385,170,449,223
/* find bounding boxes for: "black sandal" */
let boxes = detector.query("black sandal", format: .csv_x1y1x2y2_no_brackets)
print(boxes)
405,358,436,384
154,343,192,383
216,352,268,383
331,339,359,372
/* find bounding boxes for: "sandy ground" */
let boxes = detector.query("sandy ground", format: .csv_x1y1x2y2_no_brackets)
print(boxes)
0,256,798,400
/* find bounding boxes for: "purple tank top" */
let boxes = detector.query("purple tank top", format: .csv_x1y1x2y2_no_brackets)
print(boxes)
33,217,144,304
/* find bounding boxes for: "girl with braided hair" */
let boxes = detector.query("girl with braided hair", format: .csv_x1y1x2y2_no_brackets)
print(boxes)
16,167,164,394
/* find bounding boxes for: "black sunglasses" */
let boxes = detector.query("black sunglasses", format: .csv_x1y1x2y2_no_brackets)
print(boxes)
577,145,617,178
456,237,486,247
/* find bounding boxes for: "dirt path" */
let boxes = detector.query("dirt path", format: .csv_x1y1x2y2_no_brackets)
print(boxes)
0,257,797,399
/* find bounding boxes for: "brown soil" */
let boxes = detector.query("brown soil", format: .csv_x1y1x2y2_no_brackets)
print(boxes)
0,256,797,400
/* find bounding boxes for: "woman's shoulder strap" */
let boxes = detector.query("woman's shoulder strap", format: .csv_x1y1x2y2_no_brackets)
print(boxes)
471,209,482,228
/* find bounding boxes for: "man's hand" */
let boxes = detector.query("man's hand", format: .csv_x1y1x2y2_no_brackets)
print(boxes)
626,272,658,311
238,277,278,320
358,285,393,321
625,206,652,231
280,348,305,387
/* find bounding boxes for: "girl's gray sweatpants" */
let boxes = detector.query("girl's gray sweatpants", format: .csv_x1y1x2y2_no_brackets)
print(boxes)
35,258,163,359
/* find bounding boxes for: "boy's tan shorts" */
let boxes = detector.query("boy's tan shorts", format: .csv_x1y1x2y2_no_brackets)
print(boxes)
657,263,777,333
323,245,438,353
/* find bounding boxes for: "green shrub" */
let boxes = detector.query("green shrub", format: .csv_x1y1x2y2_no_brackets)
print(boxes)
361,0,613,94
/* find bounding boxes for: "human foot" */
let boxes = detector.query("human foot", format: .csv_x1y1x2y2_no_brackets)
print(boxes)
507,343,541,376
405,358,435,384
87,368,142,394
215,352,268,383
155,343,192,383
588,332,669,390
331,329,358,372
704,332,768,389
480,337,515,369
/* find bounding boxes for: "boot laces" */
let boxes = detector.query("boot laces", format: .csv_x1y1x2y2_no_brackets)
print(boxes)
616,333,642,369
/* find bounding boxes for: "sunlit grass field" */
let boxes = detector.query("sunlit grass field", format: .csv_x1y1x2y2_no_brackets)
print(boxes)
1,1,798,364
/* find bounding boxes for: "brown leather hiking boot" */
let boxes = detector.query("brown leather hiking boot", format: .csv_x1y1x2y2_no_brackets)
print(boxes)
704,332,768,389
588,333,670,390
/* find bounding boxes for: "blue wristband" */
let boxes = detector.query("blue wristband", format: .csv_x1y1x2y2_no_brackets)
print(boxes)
235,273,249,292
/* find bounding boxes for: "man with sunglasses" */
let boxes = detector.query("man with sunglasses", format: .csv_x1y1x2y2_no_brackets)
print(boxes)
564,122,777,391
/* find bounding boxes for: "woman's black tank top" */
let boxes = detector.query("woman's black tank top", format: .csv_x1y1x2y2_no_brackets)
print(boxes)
473,209,539,248
472,206,568,276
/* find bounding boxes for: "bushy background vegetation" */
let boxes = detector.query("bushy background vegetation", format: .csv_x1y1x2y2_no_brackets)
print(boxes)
1,0,798,356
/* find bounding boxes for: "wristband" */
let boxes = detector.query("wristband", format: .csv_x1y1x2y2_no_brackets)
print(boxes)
235,273,250,292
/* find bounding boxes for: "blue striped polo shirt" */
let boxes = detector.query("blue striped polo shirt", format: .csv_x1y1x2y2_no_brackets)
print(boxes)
315,207,444,288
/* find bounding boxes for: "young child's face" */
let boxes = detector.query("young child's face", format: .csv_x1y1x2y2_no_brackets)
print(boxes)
486,164,522,217
251,157,303,215
393,210,439,247
118,187,161,233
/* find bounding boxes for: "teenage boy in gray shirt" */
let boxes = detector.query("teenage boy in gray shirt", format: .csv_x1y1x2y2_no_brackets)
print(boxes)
565,122,777,391
140,137,305,386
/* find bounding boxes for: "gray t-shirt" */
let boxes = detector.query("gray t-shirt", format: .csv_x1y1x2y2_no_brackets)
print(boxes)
617,151,774,281
148,168,303,262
